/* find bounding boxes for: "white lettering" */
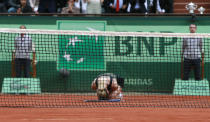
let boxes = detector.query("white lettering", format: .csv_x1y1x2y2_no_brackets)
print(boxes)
180,85,208,91
125,78,153,86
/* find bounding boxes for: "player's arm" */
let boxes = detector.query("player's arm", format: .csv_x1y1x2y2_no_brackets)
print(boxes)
109,85,122,100
91,78,97,90
111,79,118,91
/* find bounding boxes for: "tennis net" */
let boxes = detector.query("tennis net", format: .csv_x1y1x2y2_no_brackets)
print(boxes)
0,28,210,108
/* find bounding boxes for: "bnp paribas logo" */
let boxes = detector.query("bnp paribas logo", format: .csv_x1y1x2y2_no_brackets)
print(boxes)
58,27,105,71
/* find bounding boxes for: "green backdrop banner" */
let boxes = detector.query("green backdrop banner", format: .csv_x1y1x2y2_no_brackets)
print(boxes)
0,16,210,93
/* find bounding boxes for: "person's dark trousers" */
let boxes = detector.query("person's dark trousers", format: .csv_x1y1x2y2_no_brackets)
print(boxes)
183,58,201,80
0,3,7,13
131,8,146,13
110,8,127,13
38,0,56,13
15,58,31,78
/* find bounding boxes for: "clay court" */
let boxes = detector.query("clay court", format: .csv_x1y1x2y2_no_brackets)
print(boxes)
0,94,210,122
0,107,210,122
1,94,210,108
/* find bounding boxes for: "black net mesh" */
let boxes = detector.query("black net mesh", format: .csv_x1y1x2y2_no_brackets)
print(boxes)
0,28,210,108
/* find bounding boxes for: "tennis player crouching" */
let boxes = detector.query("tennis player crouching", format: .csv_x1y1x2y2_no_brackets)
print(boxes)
91,73,124,100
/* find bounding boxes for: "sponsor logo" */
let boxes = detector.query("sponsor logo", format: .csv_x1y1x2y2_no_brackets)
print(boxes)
10,80,29,91
178,85,208,91
125,78,153,86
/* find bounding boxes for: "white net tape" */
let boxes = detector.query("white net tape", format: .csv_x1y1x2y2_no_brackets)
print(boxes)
0,28,210,38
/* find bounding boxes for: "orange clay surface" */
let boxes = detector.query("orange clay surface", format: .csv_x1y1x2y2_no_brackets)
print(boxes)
0,94,210,122
0,107,210,122
1,94,210,107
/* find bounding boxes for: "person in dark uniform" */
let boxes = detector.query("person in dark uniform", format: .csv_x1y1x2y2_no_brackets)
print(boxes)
38,0,56,13
129,0,146,13
149,0,173,13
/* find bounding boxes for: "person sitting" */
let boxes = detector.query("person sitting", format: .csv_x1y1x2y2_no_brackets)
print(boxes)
73,0,87,13
8,0,20,13
17,0,34,13
56,0,68,13
149,0,173,13
91,73,124,100
38,0,56,13
108,0,128,13
86,0,103,14
28,0,39,13
61,0,80,14
129,0,147,13
0,0,7,13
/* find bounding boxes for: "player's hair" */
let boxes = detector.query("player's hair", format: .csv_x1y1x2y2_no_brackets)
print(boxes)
20,25,26,29
190,24,197,28
97,89,109,100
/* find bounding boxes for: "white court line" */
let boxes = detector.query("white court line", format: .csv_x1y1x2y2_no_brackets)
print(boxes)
22,117,113,121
